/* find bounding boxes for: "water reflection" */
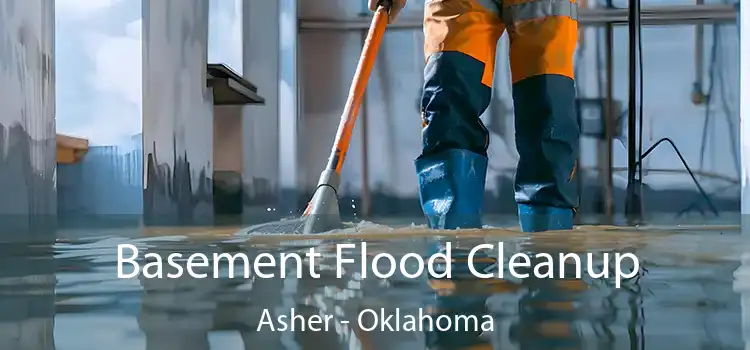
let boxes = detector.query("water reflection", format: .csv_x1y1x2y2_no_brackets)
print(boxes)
0,236,56,350
0,227,744,349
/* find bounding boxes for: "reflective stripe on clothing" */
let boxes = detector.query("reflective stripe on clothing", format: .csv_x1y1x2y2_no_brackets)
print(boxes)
502,0,579,25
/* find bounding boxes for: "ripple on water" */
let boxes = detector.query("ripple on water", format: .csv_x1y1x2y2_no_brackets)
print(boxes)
0,223,744,349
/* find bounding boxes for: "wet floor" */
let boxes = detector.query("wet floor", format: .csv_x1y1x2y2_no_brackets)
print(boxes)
2,221,748,350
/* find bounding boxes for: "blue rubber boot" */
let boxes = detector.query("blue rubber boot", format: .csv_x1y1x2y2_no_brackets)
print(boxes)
415,149,488,230
416,149,494,278
518,204,574,232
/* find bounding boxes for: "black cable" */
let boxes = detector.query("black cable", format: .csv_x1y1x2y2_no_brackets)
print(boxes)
626,0,720,219
636,138,720,216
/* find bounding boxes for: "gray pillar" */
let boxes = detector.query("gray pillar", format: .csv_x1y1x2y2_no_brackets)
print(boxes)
279,0,300,213
0,2,103,342
0,0,56,239
243,1,299,219
142,0,214,225
740,2,750,349
741,0,749,221
243,0,279,218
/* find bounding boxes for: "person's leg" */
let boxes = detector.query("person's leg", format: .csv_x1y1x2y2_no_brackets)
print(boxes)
505,0,580,232
417,0,505,230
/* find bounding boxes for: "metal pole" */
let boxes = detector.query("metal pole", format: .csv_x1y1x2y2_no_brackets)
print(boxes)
625,0,642,224
602,1,615,223
693,0,705,105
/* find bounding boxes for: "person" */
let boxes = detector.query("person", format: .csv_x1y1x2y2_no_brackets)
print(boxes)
369,0,580,232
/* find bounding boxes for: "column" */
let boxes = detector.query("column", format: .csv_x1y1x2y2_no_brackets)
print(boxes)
0,0,56,238
739,1,750,349
279,0,300,213
243,1,297,220
741,0,749,220
142,0,214,225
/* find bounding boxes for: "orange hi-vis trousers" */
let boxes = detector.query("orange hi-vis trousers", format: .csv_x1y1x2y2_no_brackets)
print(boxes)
419,0,580,210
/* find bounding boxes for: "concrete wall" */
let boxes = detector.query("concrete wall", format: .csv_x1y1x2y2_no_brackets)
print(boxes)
0,0,56,237
213,107,243,173
213,106,245,217
142,0,214,225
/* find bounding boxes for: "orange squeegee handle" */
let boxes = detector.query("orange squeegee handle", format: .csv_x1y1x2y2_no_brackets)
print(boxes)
324,4,390,174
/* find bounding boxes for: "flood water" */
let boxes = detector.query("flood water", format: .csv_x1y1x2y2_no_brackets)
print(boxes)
3,221,747,350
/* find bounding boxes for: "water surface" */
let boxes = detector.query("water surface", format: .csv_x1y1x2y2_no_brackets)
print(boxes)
3,223,746,349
